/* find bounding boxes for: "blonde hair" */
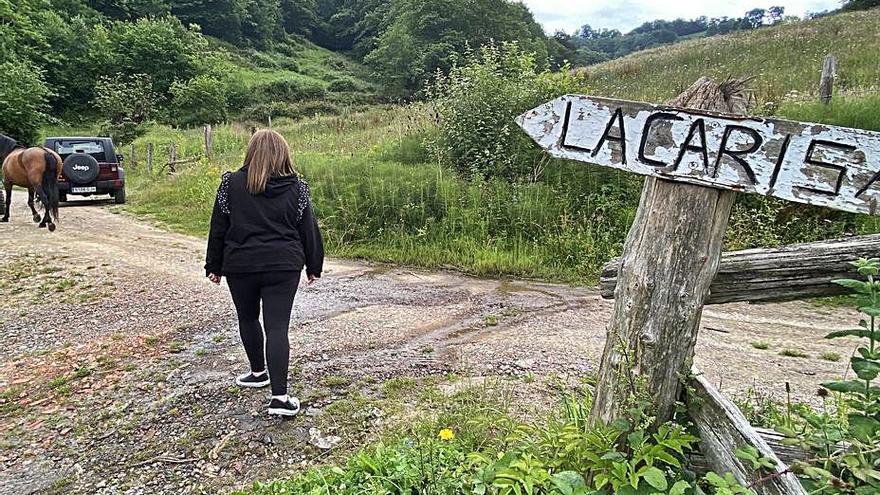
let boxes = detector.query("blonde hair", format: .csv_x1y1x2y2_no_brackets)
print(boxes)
243,129,297,194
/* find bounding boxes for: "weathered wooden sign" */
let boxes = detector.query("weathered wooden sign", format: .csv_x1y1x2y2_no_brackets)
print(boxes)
517,95,880,215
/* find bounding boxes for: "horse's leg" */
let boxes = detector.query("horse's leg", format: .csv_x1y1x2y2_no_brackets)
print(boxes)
1,183,10,222
35,185,51,228
27,188,40,223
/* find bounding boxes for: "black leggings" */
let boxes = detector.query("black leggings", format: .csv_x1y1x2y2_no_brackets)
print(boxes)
226,270,301,396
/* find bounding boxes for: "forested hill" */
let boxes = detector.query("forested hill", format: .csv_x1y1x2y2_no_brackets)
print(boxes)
3,0,879,145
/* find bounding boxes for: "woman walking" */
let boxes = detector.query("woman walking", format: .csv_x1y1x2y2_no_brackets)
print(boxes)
205,129,324,417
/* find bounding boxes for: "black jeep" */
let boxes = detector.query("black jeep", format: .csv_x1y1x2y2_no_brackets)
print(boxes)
43,137,126,204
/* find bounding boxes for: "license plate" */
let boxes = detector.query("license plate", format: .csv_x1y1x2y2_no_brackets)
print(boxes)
71,186,96,193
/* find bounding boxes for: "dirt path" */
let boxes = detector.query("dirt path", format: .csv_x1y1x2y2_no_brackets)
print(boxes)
0,196,860,494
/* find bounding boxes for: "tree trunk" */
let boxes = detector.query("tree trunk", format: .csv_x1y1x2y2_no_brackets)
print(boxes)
590,78,749,427
600,233,880,304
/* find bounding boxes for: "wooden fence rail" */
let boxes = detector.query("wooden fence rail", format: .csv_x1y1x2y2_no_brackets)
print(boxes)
600,234,880,304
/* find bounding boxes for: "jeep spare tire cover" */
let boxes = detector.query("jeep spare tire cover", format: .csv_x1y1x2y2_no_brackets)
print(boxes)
63,153,99,184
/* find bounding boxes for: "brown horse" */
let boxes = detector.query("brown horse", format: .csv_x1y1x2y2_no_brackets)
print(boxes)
0,134,61,231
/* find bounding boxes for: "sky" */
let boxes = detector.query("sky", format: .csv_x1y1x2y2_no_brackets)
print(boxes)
522,0,842,34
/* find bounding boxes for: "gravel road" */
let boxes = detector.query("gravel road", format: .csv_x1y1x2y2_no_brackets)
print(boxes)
0,195,861,494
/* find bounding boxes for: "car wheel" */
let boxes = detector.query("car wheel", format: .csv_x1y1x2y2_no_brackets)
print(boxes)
114,188,126,205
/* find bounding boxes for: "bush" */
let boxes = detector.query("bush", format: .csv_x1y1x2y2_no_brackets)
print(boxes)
0,58,52,144
241,101,342,122
169,75,229,127
428,43,588,181
107,16,207,96
93,73,158,145
252,78,326,103
327,77,362,93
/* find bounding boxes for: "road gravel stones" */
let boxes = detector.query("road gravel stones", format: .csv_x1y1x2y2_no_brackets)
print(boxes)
0,197,862,494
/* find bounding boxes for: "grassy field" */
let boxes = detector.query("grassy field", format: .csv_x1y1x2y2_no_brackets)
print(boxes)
96,9,880,285
124,107,643,283
580,9,880,107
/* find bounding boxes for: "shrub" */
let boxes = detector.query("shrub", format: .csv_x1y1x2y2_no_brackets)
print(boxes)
0,58,52,144
327,77,361,93
93,73,158,145
241,100,341,122
428,42,588,181
169,75,229,127
773,259,880,495
252,78,326,103
107,16,207,96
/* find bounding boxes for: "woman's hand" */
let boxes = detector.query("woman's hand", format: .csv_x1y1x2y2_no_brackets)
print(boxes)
208,273,221,285
307,274,320,285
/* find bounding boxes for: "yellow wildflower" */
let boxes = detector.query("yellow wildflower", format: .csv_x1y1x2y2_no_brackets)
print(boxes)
438,428,455,441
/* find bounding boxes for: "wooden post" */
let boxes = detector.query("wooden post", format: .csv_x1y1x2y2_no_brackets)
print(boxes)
819,54,836,105
689,367,808,495
590,78,749,428
268,115,272,128
146,143,154,174
129,144,136,170
204,124,213,159
169,144,177,174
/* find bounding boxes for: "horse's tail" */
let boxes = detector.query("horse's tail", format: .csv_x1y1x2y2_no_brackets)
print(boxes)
42,151,60,220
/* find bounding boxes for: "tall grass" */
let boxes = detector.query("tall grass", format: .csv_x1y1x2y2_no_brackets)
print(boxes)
124,107,641,283
580,9,880,106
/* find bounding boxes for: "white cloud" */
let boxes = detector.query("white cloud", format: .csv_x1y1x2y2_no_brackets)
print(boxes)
522,0,841,34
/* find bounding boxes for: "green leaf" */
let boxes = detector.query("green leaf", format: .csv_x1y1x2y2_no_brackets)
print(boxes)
860,306,880,317
851,357,880,381
641,467,668,491
669,480,690,495
826,329,874,339
821,380,875,395
552,471,586,495
627,431,644,449
834,279,870,293
847,414,880,443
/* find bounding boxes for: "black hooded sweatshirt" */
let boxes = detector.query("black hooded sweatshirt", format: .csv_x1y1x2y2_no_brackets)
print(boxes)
204,168,324,277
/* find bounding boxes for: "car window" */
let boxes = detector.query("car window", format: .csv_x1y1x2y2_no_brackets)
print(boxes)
57,141,107,161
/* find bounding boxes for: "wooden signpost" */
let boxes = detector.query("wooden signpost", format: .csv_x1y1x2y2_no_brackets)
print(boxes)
518,92,880,215
517,77,880,495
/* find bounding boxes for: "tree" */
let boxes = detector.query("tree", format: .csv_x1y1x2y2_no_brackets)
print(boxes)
280,0,321,36
767,6,785,24
364,0,550,94
169,75,229,127
108,16,206,96
170,0,247,44
0,58,52,144
744,8,767,29
93,74,158,145
242,0,282,47
90,0,171,19
841,0,880,10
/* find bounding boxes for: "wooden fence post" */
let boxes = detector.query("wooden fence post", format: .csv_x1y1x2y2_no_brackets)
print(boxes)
204,124,213,159
268,115,272,128
146,143,154,174
169,144,177,174
589,78,748,428
820,54,836,105
129,144,136,170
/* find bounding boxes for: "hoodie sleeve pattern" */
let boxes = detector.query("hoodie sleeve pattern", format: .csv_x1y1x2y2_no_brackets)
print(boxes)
296,179,310,223
205,172,232,276
218,172,232,214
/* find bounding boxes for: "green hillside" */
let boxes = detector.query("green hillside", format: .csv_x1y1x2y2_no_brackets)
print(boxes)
580,8,880,107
